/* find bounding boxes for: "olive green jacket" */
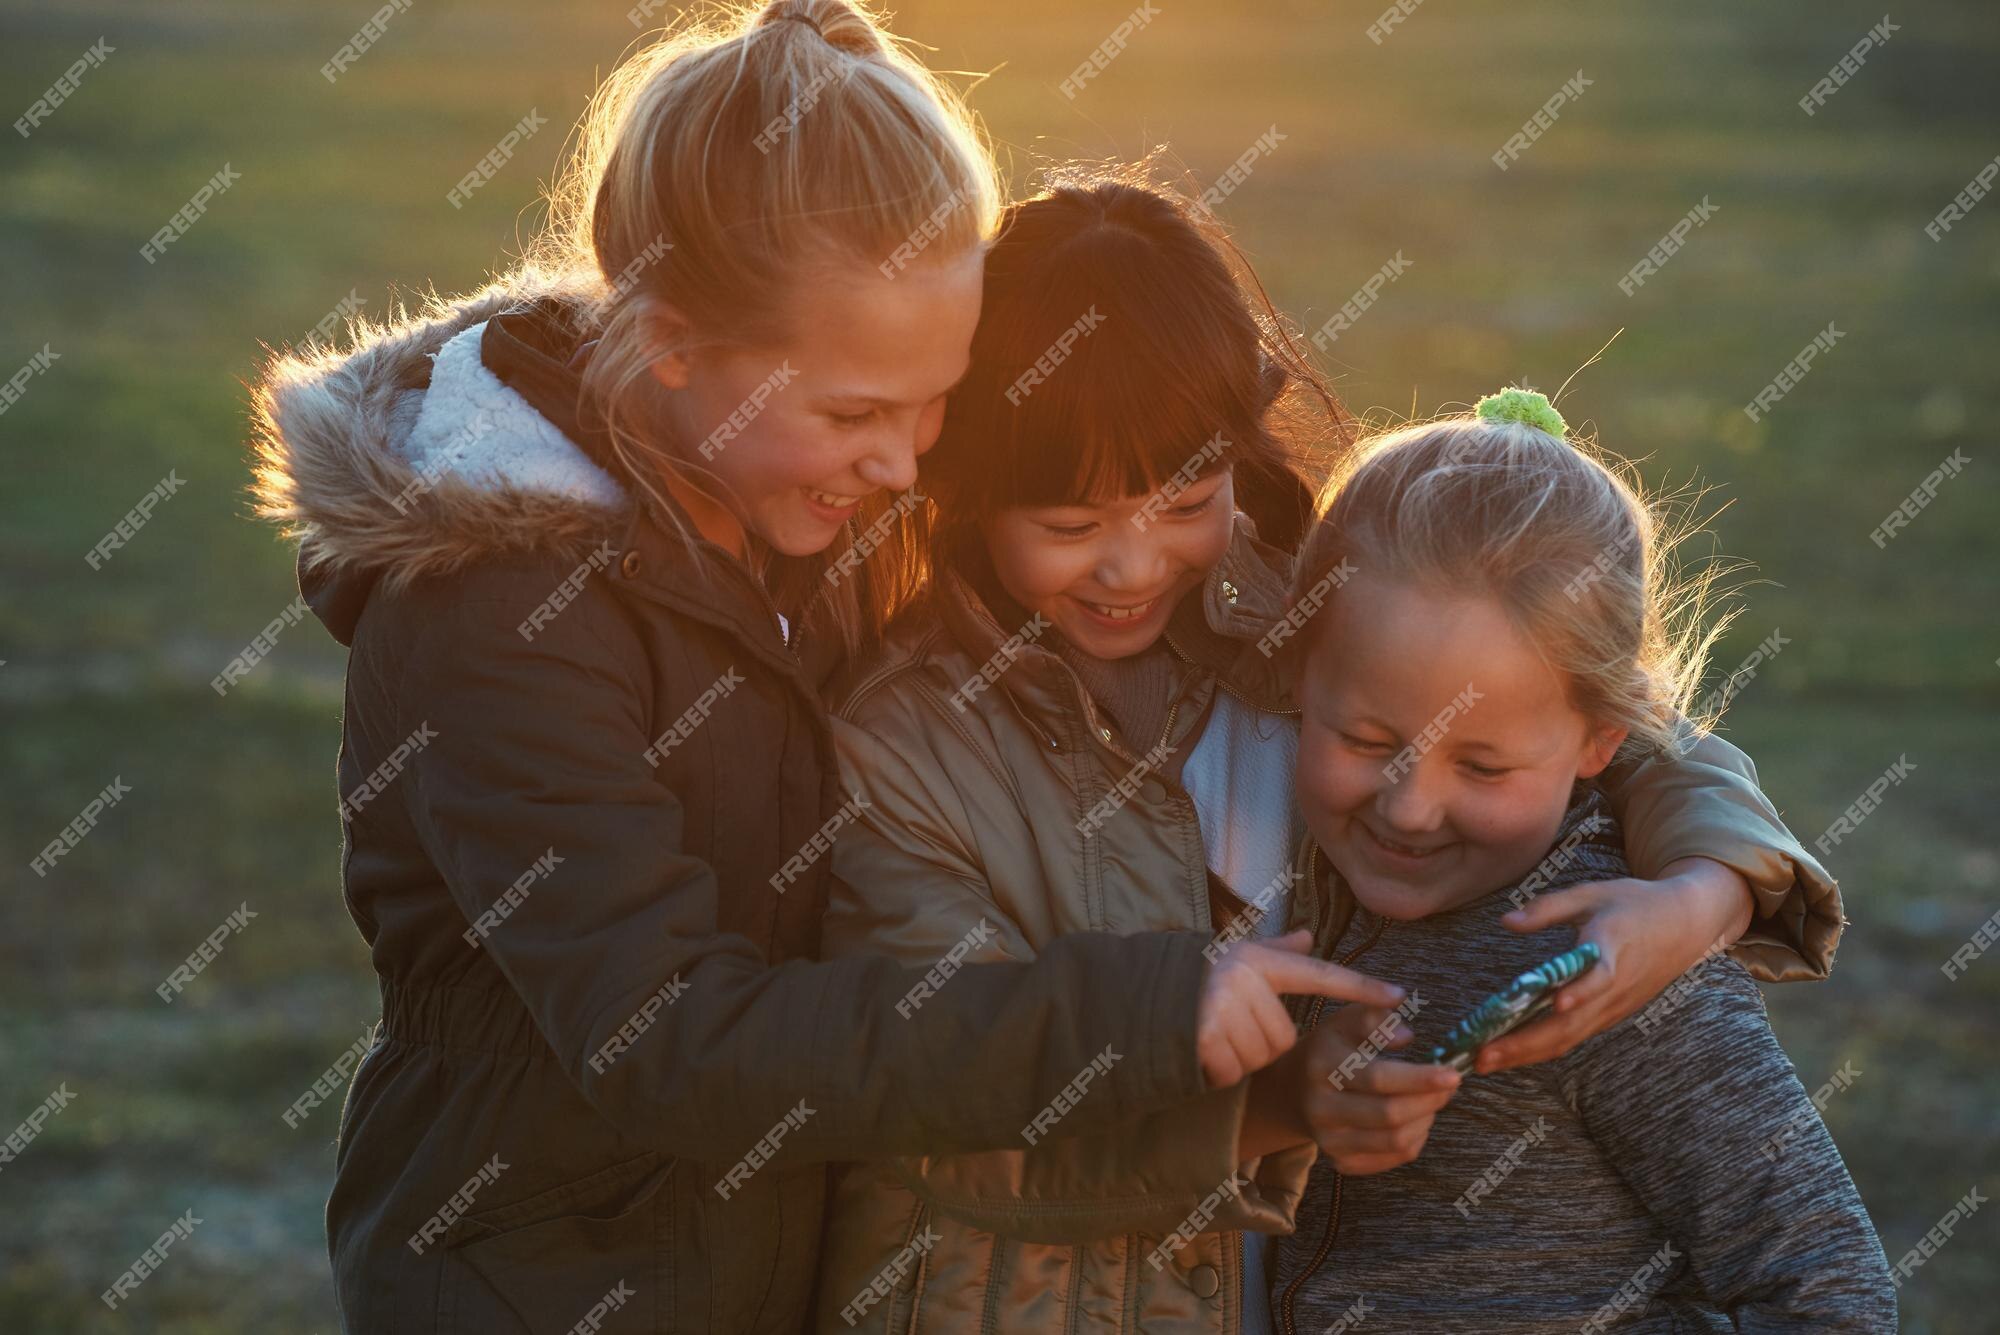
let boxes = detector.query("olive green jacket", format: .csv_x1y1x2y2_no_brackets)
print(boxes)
815,517,1843,1335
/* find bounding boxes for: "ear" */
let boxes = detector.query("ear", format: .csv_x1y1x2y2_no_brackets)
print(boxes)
1574,721,1629,780
646,304,695,390
649,351,692,391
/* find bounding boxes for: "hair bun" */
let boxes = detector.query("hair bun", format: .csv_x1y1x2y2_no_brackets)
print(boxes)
769,10,822,36
758,1,882,56
1475,386,1568,438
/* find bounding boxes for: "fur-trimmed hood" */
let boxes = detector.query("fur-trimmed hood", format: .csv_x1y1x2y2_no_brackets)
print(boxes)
251,272,631,644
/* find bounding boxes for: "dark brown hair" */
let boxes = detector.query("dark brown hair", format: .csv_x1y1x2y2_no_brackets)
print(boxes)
920,163,1356,558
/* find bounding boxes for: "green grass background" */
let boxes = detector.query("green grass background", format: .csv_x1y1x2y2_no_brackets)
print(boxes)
2,0,1995,1328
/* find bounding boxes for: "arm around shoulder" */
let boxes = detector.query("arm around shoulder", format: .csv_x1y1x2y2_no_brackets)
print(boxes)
1598,726,1844,981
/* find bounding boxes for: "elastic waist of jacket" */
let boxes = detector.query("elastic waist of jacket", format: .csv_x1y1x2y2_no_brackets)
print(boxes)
378,978,557,1061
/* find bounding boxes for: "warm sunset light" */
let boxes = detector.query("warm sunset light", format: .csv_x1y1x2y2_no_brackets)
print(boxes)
5,2,1990,1330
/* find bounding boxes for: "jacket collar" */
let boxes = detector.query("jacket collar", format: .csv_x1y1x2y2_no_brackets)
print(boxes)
1161,511,1298,710
479,298,818,676
254,277,818,684
255,275,622,642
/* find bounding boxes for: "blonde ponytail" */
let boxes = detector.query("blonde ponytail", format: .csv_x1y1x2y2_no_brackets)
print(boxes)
515,0,1001,647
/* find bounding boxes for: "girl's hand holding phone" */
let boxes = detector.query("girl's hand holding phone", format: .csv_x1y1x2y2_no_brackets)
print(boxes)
1292,1002,1460,1174
1480,856,1754,1073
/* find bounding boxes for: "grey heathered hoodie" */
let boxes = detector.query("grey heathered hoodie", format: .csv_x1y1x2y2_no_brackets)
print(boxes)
1270,792,1896,1334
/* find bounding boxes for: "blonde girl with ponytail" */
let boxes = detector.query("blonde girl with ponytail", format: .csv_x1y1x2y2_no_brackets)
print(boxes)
252,3,1394,1330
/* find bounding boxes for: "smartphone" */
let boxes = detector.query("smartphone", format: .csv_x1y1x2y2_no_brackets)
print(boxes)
1428,942,1600,1072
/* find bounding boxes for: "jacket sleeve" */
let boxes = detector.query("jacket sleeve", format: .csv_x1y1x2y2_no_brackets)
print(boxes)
823,706,1314,1244
1597,726,1843,981
1557,963,1897,1331
384,585,1215,1167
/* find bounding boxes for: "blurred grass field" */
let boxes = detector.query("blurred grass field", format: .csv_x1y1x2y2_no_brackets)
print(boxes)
3,0,1996,1328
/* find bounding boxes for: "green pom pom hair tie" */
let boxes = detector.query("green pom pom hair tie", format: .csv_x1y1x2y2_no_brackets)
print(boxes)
1474,386,1568,439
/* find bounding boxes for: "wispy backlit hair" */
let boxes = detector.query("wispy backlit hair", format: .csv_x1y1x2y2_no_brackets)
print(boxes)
1288,411,1740,760
519,0,1002,648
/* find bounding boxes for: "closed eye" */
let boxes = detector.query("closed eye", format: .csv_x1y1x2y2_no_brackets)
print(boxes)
1339,731,1394,755
827,409,877,429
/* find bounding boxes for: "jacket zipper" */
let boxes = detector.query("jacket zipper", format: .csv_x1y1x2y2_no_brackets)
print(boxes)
1079,655,1184,769
900,1203,933,1334
626,531,805,684
1236,1230,1247,1330
1298,844,1329,956
1276,908,1388,1335
738,554,800,662
1155,697,1182,758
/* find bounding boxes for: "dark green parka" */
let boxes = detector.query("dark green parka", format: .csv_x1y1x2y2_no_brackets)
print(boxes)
252,278,1219,1332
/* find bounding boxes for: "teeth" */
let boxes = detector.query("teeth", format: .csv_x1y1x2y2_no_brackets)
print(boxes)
1082,598,1156,622
808,488,864,508
1372,829,1441,857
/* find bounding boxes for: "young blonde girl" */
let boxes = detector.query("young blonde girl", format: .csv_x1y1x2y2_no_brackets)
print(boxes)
251,6,1377,1330
815,177,1840,1332
1271,392,1883,1331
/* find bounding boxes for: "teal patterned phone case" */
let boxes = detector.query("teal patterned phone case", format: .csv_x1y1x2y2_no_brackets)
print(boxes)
1429,943,1600,1073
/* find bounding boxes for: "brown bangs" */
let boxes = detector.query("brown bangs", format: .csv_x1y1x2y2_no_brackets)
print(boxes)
923,176,1298,523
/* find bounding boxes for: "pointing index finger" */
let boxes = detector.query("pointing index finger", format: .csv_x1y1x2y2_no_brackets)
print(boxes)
1260,954,1405,1007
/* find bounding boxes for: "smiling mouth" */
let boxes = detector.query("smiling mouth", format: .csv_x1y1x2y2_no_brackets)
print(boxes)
1074,595,1162,623
805,487,865,510
1361,824,1454,860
